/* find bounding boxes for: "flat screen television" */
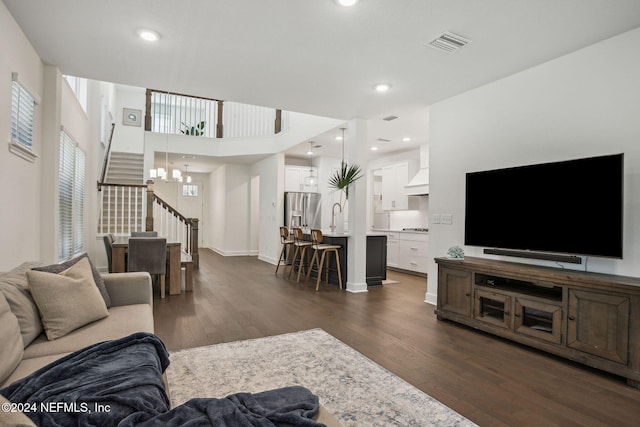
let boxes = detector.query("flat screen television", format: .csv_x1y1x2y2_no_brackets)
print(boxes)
464,153,624,259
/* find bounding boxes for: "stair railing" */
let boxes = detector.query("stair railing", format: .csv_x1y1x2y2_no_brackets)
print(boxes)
97,182,147,235
146,180,199,269
98,122,116,188
97,182,200,269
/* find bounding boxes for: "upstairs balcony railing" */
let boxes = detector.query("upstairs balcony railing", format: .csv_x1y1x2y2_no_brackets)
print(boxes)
145,89,288,139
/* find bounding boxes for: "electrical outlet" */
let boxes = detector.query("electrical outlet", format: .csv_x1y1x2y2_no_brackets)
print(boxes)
441,214,453,225
432,214,441,224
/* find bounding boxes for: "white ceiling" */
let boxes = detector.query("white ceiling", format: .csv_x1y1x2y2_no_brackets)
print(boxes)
5,0,640,163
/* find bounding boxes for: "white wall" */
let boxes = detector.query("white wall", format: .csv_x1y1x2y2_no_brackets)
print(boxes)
208,166,226,252
253,154,283,265
0,2,44,269
427,27,640,304
222,164,251,254
111,85,146,153
204,164,252,255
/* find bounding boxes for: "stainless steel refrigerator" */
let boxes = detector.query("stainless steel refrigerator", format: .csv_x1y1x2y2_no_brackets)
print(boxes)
284,192,321,230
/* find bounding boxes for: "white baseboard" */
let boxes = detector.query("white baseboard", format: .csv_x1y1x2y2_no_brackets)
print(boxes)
346,281,368,293
205,245,253,257
425,291,437,305
258,255,278,265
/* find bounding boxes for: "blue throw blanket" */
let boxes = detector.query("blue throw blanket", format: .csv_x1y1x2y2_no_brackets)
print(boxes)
1,332,324,426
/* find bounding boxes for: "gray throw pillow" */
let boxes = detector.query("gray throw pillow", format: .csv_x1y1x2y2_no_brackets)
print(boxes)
32,253,111,308
27,257,109,341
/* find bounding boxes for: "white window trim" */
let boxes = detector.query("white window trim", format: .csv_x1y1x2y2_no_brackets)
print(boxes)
9,140,39,162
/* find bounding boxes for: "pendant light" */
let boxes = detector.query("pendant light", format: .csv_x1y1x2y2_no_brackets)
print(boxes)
340,127,346,167
150,135,170,180
184,164,192,183
304,141,316,187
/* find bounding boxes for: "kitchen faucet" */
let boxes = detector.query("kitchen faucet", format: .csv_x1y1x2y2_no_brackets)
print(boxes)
330,202,342,233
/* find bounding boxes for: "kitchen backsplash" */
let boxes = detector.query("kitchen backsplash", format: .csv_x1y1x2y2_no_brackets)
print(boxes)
376,197,428,230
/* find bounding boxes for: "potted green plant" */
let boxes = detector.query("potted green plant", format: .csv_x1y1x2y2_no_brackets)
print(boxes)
180,121,206,136
328,162,364,207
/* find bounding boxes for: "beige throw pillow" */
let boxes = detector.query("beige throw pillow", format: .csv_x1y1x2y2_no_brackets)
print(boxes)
26,258,109,340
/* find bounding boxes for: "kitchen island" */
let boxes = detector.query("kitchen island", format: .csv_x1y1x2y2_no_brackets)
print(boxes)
300,230,387,288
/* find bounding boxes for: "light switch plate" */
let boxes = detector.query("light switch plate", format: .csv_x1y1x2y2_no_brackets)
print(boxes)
432,214,441,224
441,214,453,225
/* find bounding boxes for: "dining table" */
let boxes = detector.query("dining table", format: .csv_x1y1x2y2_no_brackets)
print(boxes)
111,237,182,296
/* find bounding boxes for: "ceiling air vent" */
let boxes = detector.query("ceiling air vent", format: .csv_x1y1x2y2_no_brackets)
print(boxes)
427,32,471,53
376,138,391,143
382,115,398,121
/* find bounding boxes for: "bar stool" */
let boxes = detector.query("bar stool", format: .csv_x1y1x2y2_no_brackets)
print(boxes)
288,227,313,282
305,229,343,291
275,226,295,275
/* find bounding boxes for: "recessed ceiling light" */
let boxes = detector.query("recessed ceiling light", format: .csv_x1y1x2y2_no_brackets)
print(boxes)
335,136,343,141
334,0,359,6
371,146,379,151
137,29,160,42
402,137,411,142
373,83,391,93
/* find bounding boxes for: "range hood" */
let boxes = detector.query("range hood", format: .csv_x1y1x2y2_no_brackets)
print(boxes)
404,144,429,196
404,168,429,195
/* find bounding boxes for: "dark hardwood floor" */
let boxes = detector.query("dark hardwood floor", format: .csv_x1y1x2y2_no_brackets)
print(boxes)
154,249,640,426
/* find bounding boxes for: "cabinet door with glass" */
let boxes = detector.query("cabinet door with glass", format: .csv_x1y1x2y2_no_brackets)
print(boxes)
514,297,563,344
474,289,512,329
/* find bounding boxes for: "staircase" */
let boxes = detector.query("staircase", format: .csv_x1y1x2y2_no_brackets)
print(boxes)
105,152,144,185
98,152,145,234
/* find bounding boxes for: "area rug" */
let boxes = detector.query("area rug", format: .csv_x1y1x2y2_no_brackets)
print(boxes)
167,329,476,426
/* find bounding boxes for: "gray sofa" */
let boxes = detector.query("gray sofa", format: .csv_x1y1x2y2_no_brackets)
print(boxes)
0,261,154,389
0,261,342,426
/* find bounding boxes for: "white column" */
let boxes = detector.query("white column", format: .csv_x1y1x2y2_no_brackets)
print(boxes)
346,119,368,292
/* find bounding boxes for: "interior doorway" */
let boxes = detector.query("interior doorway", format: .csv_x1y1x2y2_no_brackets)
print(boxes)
178,180,205,248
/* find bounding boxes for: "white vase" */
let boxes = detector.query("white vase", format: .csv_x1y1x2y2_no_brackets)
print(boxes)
335,211,344,235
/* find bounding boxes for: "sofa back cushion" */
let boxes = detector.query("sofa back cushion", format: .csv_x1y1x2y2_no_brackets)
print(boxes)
0,291,24,384
0,262,44,347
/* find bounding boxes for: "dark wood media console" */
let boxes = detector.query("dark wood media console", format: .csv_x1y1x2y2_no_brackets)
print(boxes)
435,256,640,388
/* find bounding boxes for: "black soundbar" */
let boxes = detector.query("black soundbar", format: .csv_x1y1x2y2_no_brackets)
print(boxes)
483,248,582,264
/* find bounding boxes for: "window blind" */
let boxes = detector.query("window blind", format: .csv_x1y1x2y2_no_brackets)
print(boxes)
74,147,86,256
11,80,36,150
58,131,85,261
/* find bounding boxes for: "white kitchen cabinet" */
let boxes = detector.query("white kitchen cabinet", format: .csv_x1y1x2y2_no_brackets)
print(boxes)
397,232,428,274
285,166,318,192
385,232,399,268
381,162,418,210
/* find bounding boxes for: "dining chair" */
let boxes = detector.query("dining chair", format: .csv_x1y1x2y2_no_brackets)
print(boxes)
131,231,158,237
305,229,343,291
288,227,313,282
127,237,167,298
102,234,115,273
275,227,295,275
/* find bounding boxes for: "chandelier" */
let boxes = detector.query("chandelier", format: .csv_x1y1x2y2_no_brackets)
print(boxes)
303,141,316,186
